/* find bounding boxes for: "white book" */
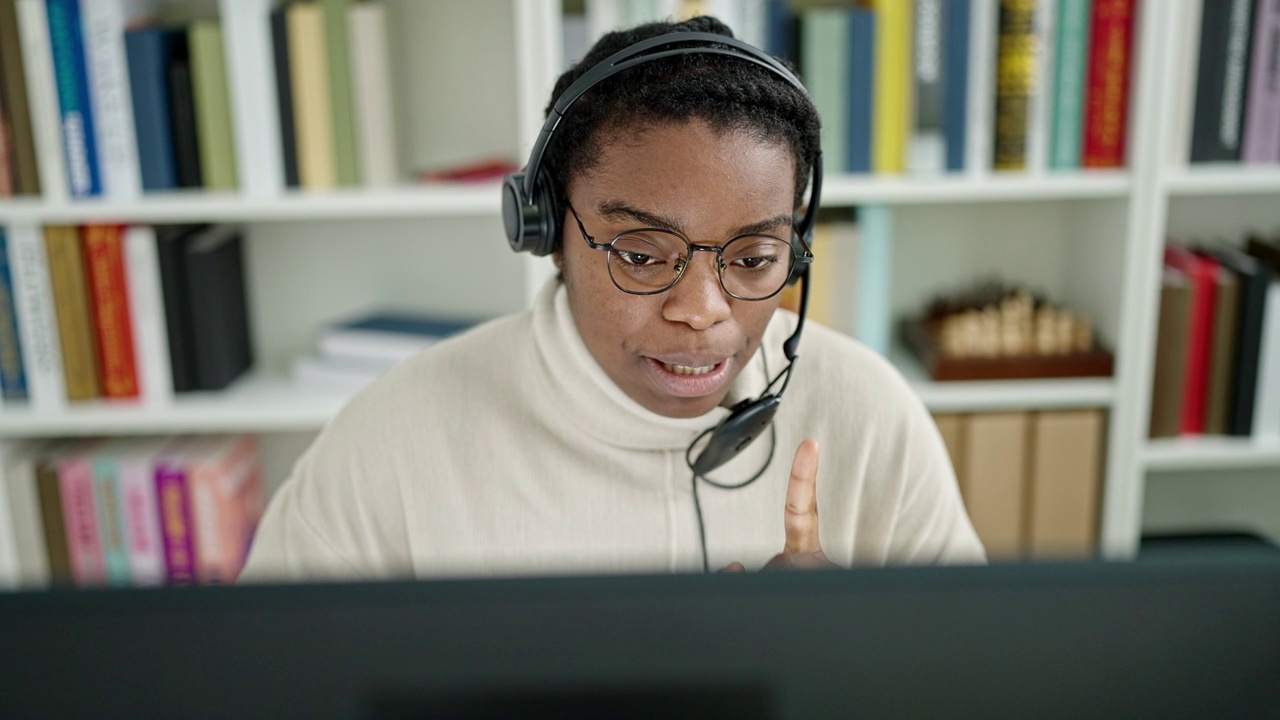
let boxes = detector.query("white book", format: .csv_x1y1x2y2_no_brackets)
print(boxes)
291,354,382,394
1025,0,1057,174
14,0,69,202
81,0,153,201
101,436,170,587
7,225,66,412
4,440,50,588
219,0,285,197
965,0,999,176
586,0,623,42
736,0,767,49
0,441,23,589
124,226,173,407
347,3,399,188
1252,282,1280,439
1172,0,1204,167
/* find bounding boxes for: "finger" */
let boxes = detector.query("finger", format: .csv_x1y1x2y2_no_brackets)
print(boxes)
784,439,821,554
718,561,746,573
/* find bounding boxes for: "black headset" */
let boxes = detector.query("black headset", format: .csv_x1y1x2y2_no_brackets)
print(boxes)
501,29,823,478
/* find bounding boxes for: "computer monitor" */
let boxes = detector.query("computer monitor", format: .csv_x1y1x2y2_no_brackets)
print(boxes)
1,557,1277,718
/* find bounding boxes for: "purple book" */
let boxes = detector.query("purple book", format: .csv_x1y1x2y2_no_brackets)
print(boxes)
1243,0,1280,163
155,456,197,585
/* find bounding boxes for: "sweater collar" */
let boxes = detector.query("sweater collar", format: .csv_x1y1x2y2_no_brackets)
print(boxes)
532,277,777,452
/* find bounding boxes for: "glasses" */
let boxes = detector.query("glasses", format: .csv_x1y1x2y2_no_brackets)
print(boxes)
568,204,811,301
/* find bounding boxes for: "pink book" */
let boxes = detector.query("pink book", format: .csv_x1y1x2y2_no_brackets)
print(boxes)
1165,247,1218,435
188,435,260,584
56,439,108,587
109,437,172,587
154,437,201,586
1243,0,1280,164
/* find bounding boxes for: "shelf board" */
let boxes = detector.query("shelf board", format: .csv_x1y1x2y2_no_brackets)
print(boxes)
1143,436,1280,472
0,184,502,224
1164,166,1280,196
0,371,353,437
822,170,1131,206
891,347,1116,413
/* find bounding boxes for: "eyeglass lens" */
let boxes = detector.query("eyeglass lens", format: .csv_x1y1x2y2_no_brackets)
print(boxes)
606,230,794,299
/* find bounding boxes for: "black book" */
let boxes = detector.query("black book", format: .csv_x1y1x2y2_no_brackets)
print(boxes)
156,224,208,392
271,6,300,188
1190,0,1258,163
165,29,203,188
184,227,253,391
1201,243,1273,435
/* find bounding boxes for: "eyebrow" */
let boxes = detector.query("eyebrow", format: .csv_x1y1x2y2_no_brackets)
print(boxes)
595,200,793,238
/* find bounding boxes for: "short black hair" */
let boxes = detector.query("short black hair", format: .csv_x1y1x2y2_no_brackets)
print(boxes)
543,16,821,246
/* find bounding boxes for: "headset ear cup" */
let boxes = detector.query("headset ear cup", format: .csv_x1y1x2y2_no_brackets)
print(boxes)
533,171,560,257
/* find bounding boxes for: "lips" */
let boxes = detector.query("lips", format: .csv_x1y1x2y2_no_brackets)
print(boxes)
644,355,733,399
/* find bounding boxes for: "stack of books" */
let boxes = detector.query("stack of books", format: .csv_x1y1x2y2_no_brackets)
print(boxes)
0,434,263,589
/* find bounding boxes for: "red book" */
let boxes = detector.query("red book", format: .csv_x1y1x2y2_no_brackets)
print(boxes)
1081,0,1135,168
1164,247,1218,435
82,224,139,399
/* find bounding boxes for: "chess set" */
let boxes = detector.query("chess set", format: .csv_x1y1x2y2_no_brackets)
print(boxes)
903,281,1114,381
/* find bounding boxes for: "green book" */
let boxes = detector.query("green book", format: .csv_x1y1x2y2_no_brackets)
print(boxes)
189,21,238,190
801,8,849,175
321,0,359,186
1049,0,1091,170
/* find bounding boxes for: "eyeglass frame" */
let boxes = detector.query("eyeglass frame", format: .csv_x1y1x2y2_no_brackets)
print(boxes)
566,202,814,301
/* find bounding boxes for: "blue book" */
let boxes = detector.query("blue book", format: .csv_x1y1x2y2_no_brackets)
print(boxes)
92,457,132,587
320,312,479,366
846,8,875,174
0,230,29,401
765,0,795,62
943,0,972,172
46,0,101,198
126,27,180,191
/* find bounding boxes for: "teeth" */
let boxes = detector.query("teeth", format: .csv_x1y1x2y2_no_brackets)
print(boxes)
663,362,716,376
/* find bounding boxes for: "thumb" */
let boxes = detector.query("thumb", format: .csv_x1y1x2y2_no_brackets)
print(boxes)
784,439,821,554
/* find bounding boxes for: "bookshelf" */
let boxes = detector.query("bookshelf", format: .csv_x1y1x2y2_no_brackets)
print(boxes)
0,0,1276,566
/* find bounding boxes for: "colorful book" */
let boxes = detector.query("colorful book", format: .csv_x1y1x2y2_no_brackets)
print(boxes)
8,225,66,411
319,311,476,368
347,1,399,187
1164,246,1219,436
1024,0,1055,173
1081,0,1133,168
1149,267,1192,439
873,0,912,174
14,0,68,201
108,436,170,586
908,0,946,174
1191,0,1257,163
846,7,876,174
188,435,261,584
1204,262,1241,435
1241,0,1280,164
288,2,338,189
81,0,149,200
44,226,101,402
91,450,131,586
966,0,999,174
82,224,139,400
56,439,108,587
0,0,41,195
320,0,359,187
34,451,72,585
2,440,51,588
1049,0,1091,169
1202,244,1272,437
45,0,101,197
942,0,971,172
993,0,1036,171
0,230,28,401
124,225,173,405
125,26,181,191
801,7,850,175
218,0,285,196
189,21,238,190
154,437,199,585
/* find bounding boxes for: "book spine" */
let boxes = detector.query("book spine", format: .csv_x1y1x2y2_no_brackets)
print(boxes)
0,446,20,587
15,0,68,202
124,226,173,405
271,8,300,188
6,453,50,587
288,4,337,190
0,89,14,197
1024,0,1055,173
1242,0,1280,163
873,0,912,174
943,0,971,172
82,224,139,399
125,28,179,191
155,462,196,585
119,454,165,586
1049,0,1090,169
908,0,947,174
45,0,101,197
35,459,72,584
58,455,106,586
80,0,144,200
993,0,1036,171
0,232,29,401
186,231,253,391
43,225,100,401
1205,266,1240,435
801,8,849,175
9,225,67,410
1191,0,1256,163
1081,0,1134,168
0,0,41,195
166,30,202,188
1026,409,1103,558
156,227,195,393
960,411,1030,559
189,21,237,190
347,2,398,187
1251,282,1280,437
190,456,225,584
219,0,284,196
1172,0,1206,166
966,0,999,174
1230,268,1271,436
320,0,358,187
92,457,131,586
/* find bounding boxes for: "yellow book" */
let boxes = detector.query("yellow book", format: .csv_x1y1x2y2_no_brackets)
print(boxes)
43,226,100,401
872,0,912,174
288,3,337,190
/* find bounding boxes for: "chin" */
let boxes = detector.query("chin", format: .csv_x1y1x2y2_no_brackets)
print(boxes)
648,394,726,420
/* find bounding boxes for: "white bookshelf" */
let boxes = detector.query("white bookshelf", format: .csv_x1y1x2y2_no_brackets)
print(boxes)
822,171,1131,206
1164,166,1280,196
1143,437,1280,473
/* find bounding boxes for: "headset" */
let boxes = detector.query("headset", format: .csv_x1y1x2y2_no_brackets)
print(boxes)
501,29,823,481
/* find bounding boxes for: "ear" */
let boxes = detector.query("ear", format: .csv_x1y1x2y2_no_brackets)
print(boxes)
552,249,565,271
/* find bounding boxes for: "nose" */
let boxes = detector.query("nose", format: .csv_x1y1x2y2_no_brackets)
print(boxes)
661,250,732,330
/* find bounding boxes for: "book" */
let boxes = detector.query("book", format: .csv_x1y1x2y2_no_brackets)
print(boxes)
1191,0,1257,163
1247,236,1280,437
993,0,1036,171
153,437,198,585
965,0,999,174
124,225,173,406
7,224,66,410
288,2,338,190
187,435,262,584
0,75,14,196
185,227,253,391
103,436,170,586
958,411,1029,559
1026,409,1103,559
2,440,50,588
1149,267,1192,439
347,1,399,187
1081,0,1134,168
155,224,207,393
873,0,912,174
908,0,946,174
942,0,971,172
271,6,300,188
318,311,476,368
801,8,849,175
44,225,101,402
0,0,41,195
0,230,28,401
189,21,237,190
1024,0,1055,173
81,0,150,201
0,442,28,588
1204,262,1241,435
56,438,108,587
45,0,101,197
1242,0,1280,164
320,0,359,187
125,26,180,191
1203,244,1273,436
290,354,383,393
82,224,140,400
1164,246,1219,435
1049,0,1090,169
1172,0,1206,166
91,445,132,586
218,0,285,197
34,449,72,585
165,27,201,188
14,0,67,201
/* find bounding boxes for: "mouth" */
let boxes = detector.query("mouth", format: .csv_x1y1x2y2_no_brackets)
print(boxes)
661,361,718,376
643,356,733,400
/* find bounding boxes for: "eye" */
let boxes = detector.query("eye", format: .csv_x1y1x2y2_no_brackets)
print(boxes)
734,255,778,270
614,250,660,267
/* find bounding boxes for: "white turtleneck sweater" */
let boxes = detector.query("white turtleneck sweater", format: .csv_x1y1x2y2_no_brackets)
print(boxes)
240,279,984,582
